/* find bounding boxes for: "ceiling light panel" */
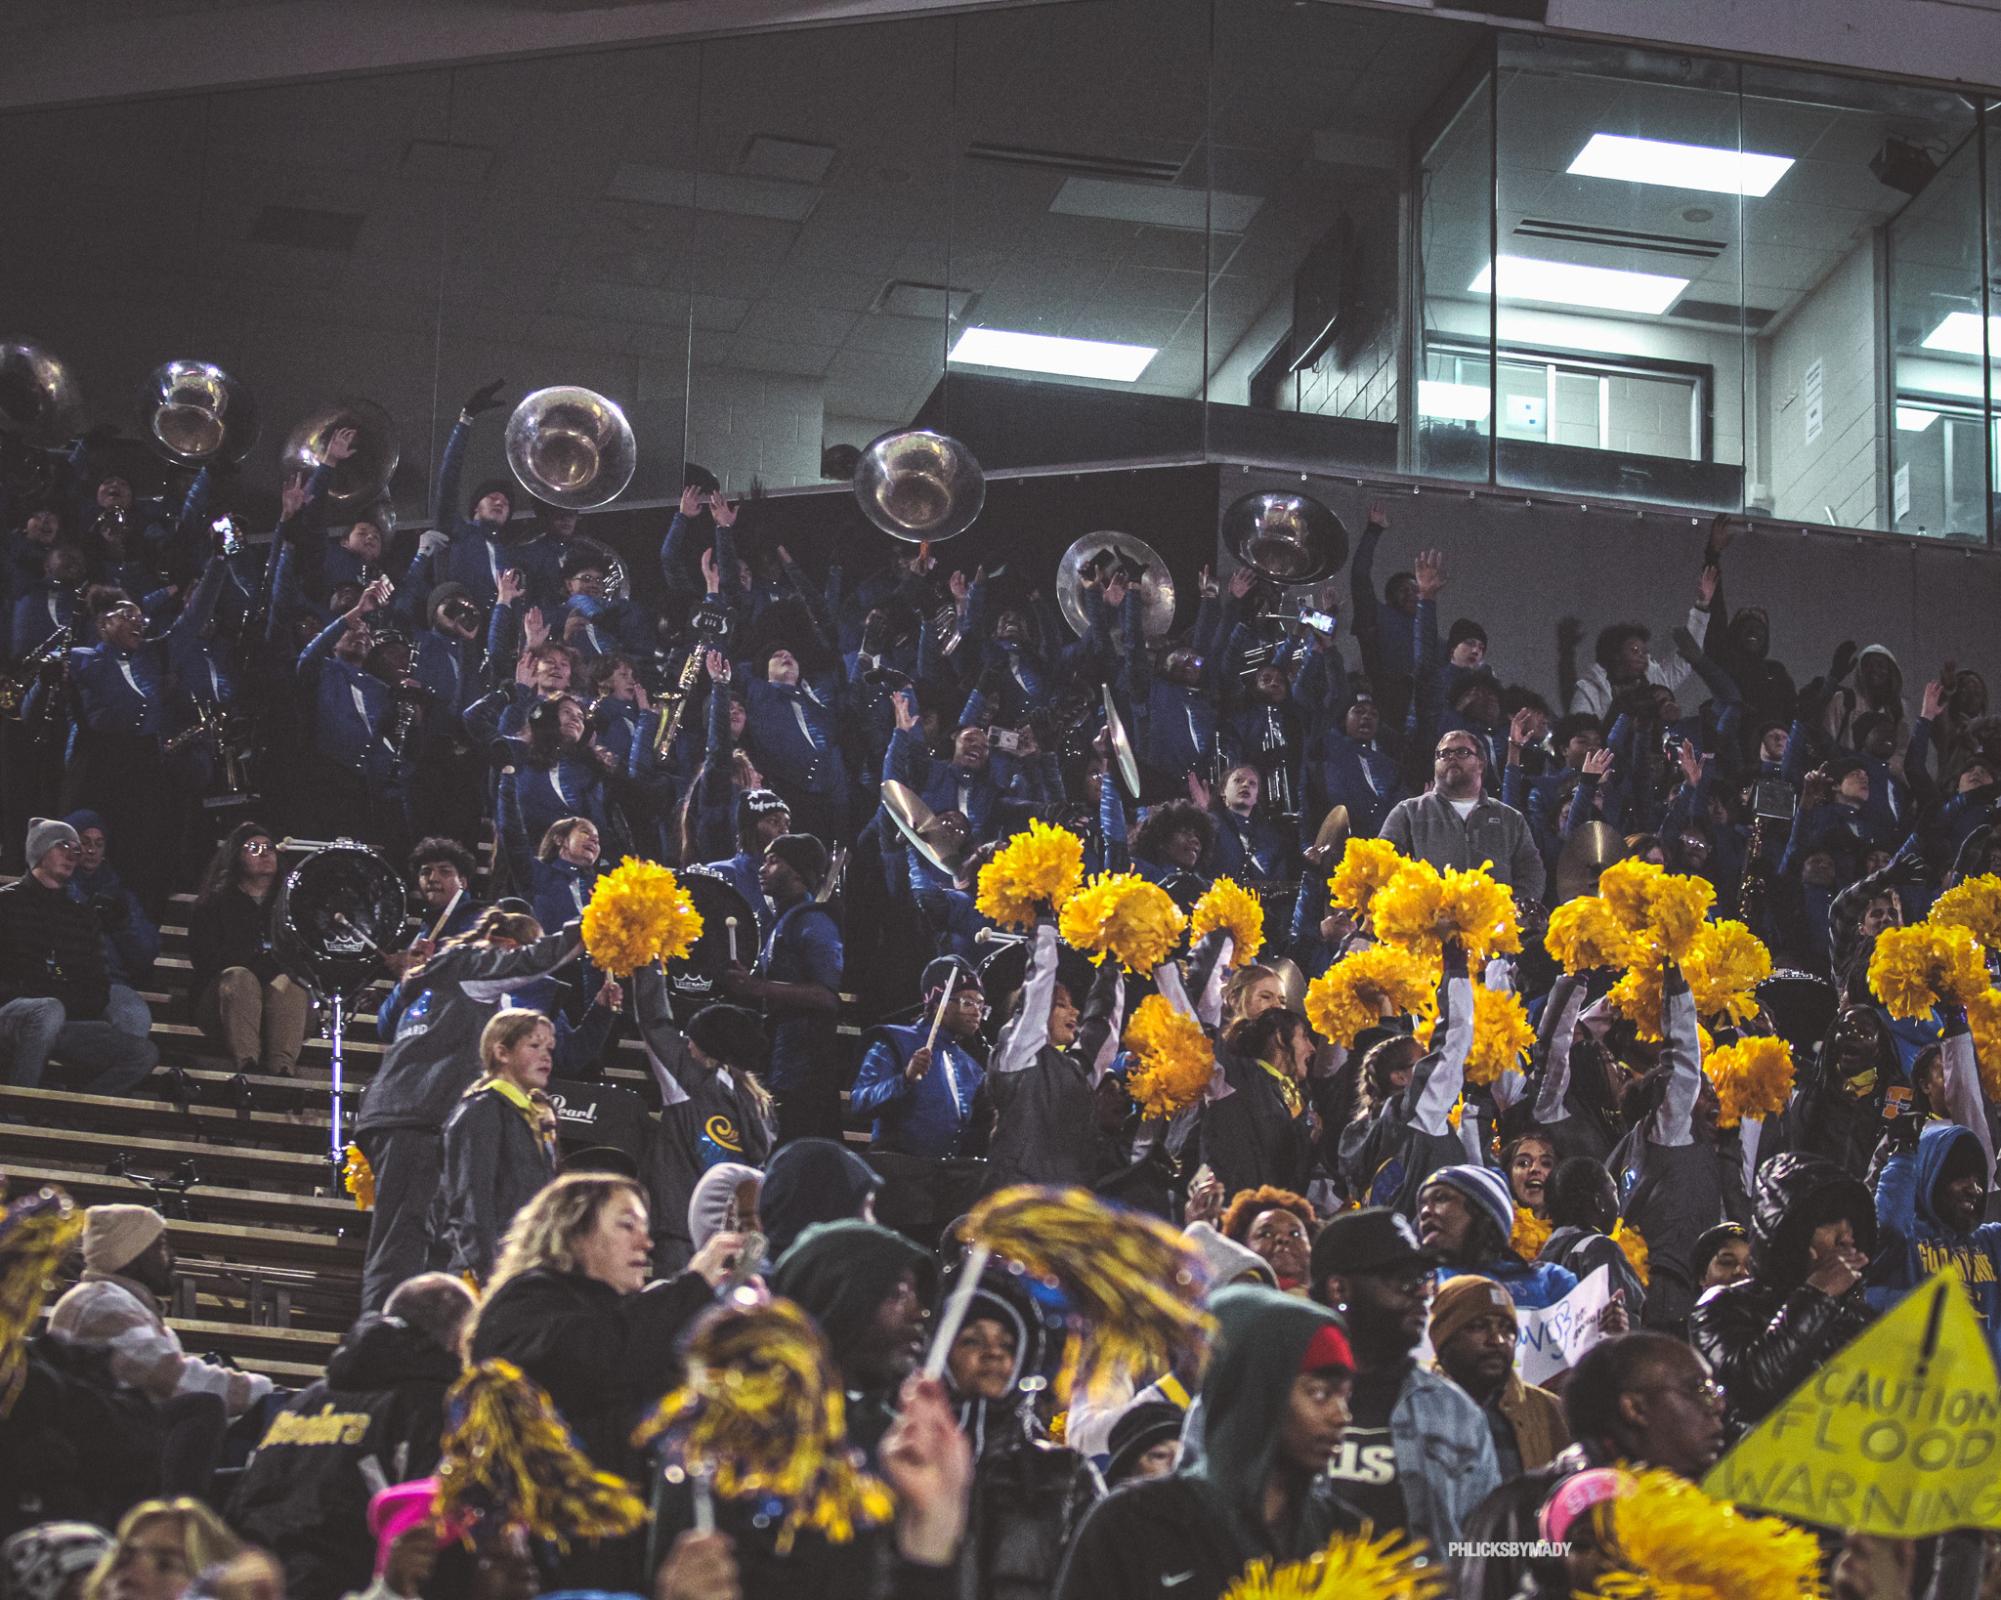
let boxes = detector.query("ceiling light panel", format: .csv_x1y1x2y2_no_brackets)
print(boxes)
1418,380,1492,421
1921,312,2000,357
1469,255,1690,315
948,326,1156,382
1567,133,1794,198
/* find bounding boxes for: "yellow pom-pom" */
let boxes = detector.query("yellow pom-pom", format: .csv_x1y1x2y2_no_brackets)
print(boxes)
1412,984,1534,1084
343,1144,375,1211
1446,1095,1465,1131
1123,994,1216,1119
1611,1219,1650,1288
975,819,1086,931
1512,1206,1552,1260
1592,1467,1825,1600
1684,920,1773,1026
1704,1035,1795,1128
1373,860,1521,964
1647,873,1715,962
1058,872,1187,974
1598,858,1663,929
1607,963,1666,1042
1929,874,2001,950
1304,945,1438,1048
581,859,705,978
1222,1528,1448,1600
1868,924,1990,1019
1968,990,2001,1101
1190,877,1266,966
1326,837,1408,918
1545,895,1638,974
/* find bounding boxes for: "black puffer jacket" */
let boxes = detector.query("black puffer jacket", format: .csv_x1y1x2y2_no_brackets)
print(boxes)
229,1315,460,1600
1687,1151,1877,1439
954,1396,1098,1600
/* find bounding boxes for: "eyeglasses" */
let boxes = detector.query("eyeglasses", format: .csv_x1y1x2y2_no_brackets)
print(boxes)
242,840,274,854
1625,1376,1726,1408
1435,745,1480,761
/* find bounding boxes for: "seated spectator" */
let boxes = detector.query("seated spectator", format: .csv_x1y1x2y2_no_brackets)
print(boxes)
228,1276,472,1600
63,812,158,1042
50,1207,272,1420
1220,1186,1314,1293
0,1525,113,1600
82,1500,240,1600
186,822,309,1080
0,818,158,1094
1428,1274,1570,1481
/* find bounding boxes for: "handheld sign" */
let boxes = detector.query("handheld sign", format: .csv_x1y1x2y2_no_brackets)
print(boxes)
1704,1269,2001,1538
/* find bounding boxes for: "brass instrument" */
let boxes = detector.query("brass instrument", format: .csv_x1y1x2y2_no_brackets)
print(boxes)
281,398,399,506
651,638,707,757
0,618,76,724
1056,532,1176,641
139,361,258,468
1221,490,1347,585
0,341,84,441
505,387,636,511
557,533,632,601
853,429,984,543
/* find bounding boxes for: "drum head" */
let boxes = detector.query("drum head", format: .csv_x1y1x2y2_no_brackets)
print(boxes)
271,841,407,996
672,866,760,1006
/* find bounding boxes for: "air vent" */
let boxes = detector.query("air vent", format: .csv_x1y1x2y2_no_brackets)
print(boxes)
248,204,367,253
874,281,976,321
1514,217,1727,261
1667,299,1773,330
965,141,1183,183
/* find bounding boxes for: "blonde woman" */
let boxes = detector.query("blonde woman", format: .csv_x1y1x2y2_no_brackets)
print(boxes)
85,1501,238,1600
467,1175,745,1492
438,1010,564,1284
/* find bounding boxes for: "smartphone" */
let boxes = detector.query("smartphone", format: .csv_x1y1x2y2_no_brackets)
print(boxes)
212,515,242,557
1299,607,1338,636
990,728,1023,755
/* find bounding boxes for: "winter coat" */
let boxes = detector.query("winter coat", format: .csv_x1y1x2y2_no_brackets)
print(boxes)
953,1396,1098,1600
1688,1150,1877,1438
438,1083,561,1281
1870,1117,2001,1358
1056,1288,1366,1600
467,1265,715,1484
229,1315,460,1600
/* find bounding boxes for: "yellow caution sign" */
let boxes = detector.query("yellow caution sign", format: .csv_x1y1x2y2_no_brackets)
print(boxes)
1704,1268,2001,1537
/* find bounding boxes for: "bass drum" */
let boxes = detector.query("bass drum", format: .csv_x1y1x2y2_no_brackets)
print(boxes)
670,866,760,1009
271,841,407,997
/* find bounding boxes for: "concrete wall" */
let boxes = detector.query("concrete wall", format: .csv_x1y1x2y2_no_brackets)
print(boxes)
1758,238,1885,528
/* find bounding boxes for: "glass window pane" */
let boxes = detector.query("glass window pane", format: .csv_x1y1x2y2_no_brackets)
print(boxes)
1490,36,1744,509
1414,64,1496,481
1742,63,1976,533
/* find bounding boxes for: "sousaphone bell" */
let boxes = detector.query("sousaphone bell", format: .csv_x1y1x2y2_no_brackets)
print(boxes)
1056,532,1176,641
139,360,258,468
1223,489,1347,585
281,398,399,506
853,428,985,543
506,385,637,511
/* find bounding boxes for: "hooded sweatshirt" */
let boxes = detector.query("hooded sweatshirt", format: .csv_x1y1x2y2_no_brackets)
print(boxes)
759,1139,883,1258
1688,1151,1877,1438
1055,1286,1363,1600
1871,1119,2001,1358
768,1219,937,1462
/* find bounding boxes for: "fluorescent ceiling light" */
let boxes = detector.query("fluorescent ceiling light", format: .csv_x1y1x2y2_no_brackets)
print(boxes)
1895,406,1939,432
1418,380,1492,422
1469,255,1689,315
948,326,1156,382
1567,132,1793,198
1921,311,2001,357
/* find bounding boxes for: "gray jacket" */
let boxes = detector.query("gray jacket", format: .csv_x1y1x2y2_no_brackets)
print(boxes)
1378,791,1545,901
356,922,583,1135
440,1086,559,1278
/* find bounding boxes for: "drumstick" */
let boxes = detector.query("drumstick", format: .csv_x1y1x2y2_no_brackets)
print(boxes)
691,1465,716,1535
427,886,464,944
725,915,738,967
922,1243,993,1380
923,969,959,1054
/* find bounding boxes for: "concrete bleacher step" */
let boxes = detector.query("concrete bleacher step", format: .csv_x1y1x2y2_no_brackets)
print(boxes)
0,1084,333,1155
3,1161,362,1233
0,1123,335,1193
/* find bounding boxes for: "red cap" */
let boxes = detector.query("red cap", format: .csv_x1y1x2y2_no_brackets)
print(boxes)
1299,1323,1354,1375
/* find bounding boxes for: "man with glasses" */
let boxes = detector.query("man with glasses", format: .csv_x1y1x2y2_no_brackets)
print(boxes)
0,816,159,1094
1379,732,1545,901
1309,1207,1499,1553
849,956,988,1159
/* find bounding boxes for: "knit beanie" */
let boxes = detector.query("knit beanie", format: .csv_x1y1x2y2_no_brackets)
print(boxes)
1,1524,115,1600
24,817,78,870
368,1479,439,1575
82,1203,167,1276
763,833,829,894
1428,1272,1517,1351
1447,617,1488,650
685,1004,768,1071
468,477,515,520
1423,1164,1516,1244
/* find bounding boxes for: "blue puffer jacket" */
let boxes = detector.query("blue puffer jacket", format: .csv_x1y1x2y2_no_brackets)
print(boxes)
1432,1256,1579,1314
1871,1119,2001,1357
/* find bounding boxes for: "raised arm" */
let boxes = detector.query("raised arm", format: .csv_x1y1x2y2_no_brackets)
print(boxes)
1650,961,1701,1147
1404,942,1471,1137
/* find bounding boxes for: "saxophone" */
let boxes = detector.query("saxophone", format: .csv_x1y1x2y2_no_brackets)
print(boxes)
651,638,707,756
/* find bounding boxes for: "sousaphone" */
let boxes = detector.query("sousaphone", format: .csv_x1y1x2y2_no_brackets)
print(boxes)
506,385,637,511
1222,489,1347,585
853,428,985,543
1056,531,1176,641
139,361,258,468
